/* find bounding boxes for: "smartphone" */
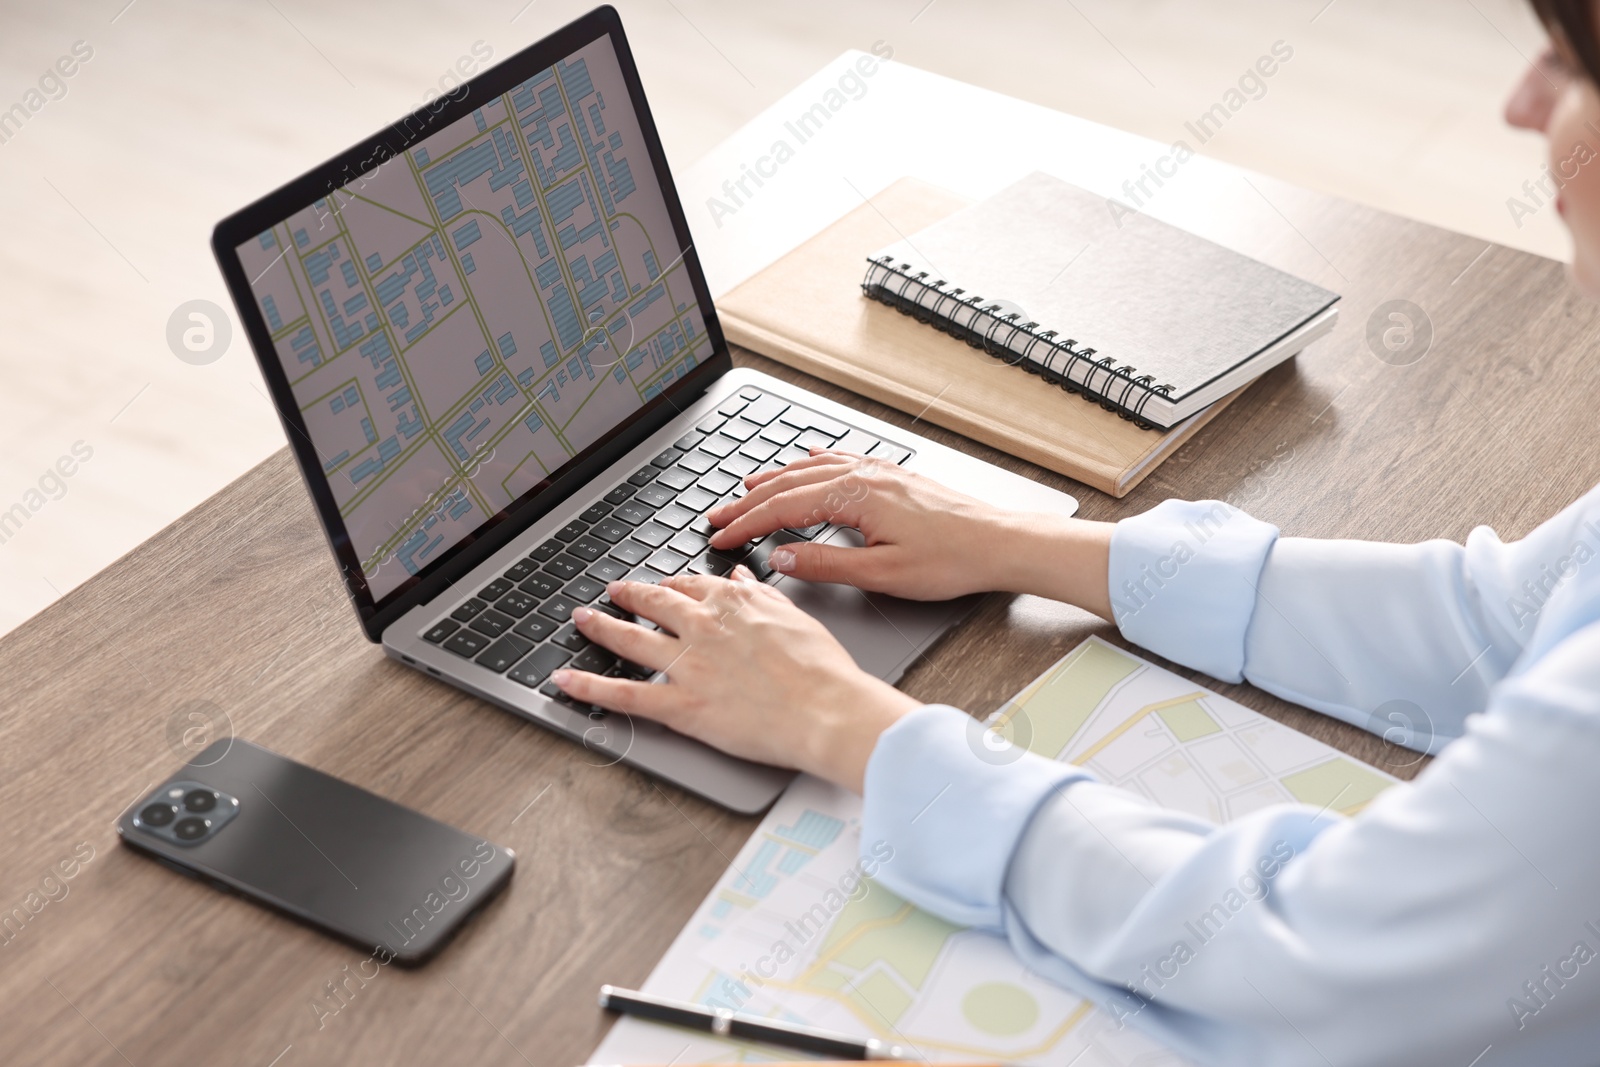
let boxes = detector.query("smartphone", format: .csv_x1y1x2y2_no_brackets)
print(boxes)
119,738,514,964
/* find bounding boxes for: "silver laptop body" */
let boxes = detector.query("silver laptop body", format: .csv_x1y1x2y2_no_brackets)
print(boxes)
212,8,1077,814
385,366,1076,812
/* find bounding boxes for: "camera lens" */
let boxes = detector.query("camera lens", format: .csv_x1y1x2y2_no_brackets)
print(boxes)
183,789,217,813
140,803,176,827
174,817,209,841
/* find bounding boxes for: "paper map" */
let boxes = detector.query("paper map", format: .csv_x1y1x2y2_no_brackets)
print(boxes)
589,636,1397,1065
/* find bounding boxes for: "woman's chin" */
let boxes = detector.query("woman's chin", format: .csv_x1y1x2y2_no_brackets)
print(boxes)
1567,252,1600,300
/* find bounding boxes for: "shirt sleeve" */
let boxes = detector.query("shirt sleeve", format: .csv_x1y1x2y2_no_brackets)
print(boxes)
1108,490,1600,750
861,618,1600,1067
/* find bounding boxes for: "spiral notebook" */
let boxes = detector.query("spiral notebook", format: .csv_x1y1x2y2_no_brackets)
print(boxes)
863,171,1341,430
717,178,1256,497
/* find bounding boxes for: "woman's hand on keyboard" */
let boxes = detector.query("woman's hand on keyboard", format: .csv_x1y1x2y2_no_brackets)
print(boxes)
704,450,1114,617
552,566,918,792
703,451,1007,600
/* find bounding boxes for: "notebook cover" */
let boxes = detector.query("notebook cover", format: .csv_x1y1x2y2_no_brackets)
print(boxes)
715,177,1243,497
870,171,1340,402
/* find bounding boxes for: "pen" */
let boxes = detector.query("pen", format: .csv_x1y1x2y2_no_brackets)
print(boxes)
598,984,921,1061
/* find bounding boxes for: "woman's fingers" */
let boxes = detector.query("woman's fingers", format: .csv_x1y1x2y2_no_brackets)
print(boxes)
658,569,780,626
709,480,868,549
659,564,763,595
551,668,678,721
767,540,900,589
603,579,707,635
710,460,854,531
570,604,677,669
561,567,777,718
655,571,724,599
726,562,786,597
742,449,854,490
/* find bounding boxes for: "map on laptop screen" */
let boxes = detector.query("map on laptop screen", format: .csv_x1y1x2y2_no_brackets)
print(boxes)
234,36,710,600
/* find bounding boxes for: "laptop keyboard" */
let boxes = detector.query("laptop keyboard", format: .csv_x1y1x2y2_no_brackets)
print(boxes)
419,386,913,713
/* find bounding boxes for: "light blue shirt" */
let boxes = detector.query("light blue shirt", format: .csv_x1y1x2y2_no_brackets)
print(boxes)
861,487,1600,1066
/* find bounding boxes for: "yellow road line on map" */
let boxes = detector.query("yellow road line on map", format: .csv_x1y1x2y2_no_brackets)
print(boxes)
793,903,916,983
1070,691,1208,766
719,889,759,909
761,832,820,855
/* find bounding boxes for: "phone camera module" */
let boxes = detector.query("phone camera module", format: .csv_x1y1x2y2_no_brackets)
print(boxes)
140,803,177,827
173,817,210,842
131,780,239,846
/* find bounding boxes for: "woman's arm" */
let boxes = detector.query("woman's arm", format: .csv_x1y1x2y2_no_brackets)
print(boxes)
862,616,1600,1066
704,449,1117,611
711,453,1600,748
1111,491,1600,751
555,458,1600,1063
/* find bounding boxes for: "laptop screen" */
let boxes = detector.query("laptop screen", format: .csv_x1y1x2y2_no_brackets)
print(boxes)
232,34,712,601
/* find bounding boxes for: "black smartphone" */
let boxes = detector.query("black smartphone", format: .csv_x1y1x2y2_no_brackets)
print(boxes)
118,738,514,964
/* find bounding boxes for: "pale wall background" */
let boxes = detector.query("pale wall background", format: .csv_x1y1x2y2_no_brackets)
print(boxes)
0,0,1556,637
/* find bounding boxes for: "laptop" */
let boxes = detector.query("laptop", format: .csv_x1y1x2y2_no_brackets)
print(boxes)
212,5,1078,814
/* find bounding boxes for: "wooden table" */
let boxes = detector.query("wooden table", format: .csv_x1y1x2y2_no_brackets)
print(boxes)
8,85,1600,1067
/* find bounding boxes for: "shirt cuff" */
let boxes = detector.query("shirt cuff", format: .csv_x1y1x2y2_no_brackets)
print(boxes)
1108,499,1280,683
860,704,1092,931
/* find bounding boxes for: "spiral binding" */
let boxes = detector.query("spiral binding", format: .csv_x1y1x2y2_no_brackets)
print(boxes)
860,255,1174,429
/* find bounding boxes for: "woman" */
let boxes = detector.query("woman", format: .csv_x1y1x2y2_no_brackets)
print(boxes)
555,6,1600,1064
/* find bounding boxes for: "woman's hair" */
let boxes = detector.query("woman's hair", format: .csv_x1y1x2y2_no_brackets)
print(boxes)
1532,0,1600,85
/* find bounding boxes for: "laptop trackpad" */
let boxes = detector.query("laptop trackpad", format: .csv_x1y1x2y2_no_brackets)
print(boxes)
770,527,979,684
